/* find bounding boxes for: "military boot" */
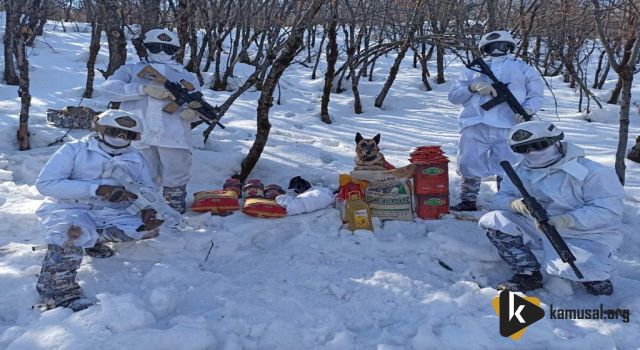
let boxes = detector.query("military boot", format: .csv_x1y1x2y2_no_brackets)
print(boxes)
496,271,543,292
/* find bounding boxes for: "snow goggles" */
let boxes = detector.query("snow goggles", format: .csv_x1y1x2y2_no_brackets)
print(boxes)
144,42,179,55
101,126,140,141
482,42,514,55
510,138,557,154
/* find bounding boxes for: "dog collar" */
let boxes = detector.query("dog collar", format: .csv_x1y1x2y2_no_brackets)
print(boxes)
361,154,378,162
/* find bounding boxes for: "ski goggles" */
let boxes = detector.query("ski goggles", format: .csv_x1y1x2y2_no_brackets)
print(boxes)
144,42,179,55
101,126,140,141
510,139,557,154
481,42,514,55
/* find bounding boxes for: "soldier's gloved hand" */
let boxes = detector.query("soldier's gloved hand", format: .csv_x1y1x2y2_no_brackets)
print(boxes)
179,108,199,120
187,101,203,109
141,208,164,230
143,85,175,100
543,214,575,230
509,198,530,216
514,108,534,123
96,185,138,202
468,81,496,97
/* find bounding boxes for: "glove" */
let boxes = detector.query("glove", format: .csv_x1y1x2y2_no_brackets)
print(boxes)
514,108,534,123
179,108,199,120
143,85,174,100
535,214,575,232
547,214,575,229
187,101,202,109
96,185,138,202
509,198,530,216
468,81,496,97
141,208,164,231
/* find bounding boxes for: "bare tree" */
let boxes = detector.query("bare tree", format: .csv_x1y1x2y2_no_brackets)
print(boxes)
374,0,425,108
83,0,103,98
98,0,127,78
591,0,640,184
238,0,326,181
320,0,338,124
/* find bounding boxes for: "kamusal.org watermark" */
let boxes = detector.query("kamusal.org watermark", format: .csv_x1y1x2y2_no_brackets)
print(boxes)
549,304,631,323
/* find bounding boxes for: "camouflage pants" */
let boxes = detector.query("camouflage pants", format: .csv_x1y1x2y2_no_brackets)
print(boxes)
36,227,158,308
460,177,481,202
164,185,187,214
486,228,541,274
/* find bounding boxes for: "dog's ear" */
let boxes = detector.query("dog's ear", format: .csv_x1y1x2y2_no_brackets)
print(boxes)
355,132,363,144
373,134,381,145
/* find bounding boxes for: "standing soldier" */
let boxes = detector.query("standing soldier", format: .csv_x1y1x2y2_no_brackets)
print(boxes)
101,29,201,213
448,31,545,211
479,121,624,295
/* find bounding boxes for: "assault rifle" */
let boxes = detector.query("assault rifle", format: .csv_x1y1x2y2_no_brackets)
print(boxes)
466,56,533,121
500,161,584,279
137,65,225,131
105,164,183,229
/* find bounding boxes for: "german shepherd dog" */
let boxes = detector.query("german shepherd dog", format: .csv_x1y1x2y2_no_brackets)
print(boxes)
354,132,391,171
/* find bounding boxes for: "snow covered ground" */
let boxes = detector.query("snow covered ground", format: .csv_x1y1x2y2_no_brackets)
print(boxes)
1,17,640,350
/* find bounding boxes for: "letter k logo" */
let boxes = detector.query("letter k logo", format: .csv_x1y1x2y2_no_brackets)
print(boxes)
492,290,545,340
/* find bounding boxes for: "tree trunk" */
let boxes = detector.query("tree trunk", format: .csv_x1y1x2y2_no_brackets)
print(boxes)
414,47,432,91
141,0,160,33
597,61,610,89
436,43,445,84
592,50,606,88
608,76,622,104
374,41,411,108
175,0,190,64
100,0,127,78
374,0,424,107
320,2,338,124
615,69,633,184
25,0,47,47
486,0,498,31
211,30,226,90
15,24,31,150
84,21,103,98
238,0,324,181
3,2,20,85
203,31,216,72
311,30,327,80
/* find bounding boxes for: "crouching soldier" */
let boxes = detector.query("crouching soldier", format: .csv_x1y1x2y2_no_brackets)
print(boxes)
479,121,625,296
34,110,164,311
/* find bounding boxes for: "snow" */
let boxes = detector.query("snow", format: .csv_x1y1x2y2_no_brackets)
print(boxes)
1,16,640,349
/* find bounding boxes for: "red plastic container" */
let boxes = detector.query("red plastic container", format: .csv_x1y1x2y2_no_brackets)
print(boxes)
410,146,450,219
415,193,450,219
413,163,449,195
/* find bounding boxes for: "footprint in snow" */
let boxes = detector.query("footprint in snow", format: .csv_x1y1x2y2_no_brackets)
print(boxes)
318,138,340,147
320,154,335,164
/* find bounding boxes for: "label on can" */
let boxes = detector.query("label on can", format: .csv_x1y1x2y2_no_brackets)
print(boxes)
422,167,444,175
423,198,446,206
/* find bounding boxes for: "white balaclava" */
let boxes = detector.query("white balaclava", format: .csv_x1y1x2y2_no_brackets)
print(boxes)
98,134,131,155
521,143,563,168
147,51,174,64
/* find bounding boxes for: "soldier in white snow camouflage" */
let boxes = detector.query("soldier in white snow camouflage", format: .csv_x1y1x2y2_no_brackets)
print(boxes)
35,110,163,311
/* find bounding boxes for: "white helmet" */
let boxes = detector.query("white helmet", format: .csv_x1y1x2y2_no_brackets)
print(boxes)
509,121,564,153
143,29,179,47
93,109,143,141
478,31,516,56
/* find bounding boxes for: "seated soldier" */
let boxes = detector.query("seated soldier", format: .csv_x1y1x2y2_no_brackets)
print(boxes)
35,110,164,311
478,121,625,296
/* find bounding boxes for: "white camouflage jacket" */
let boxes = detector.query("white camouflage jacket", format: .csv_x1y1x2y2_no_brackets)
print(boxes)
493,142,625,250
448,55,545,131
100,61,201,149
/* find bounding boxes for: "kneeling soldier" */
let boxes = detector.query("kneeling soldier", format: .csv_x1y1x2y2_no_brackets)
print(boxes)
479,121,624,296
35,110,163,311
